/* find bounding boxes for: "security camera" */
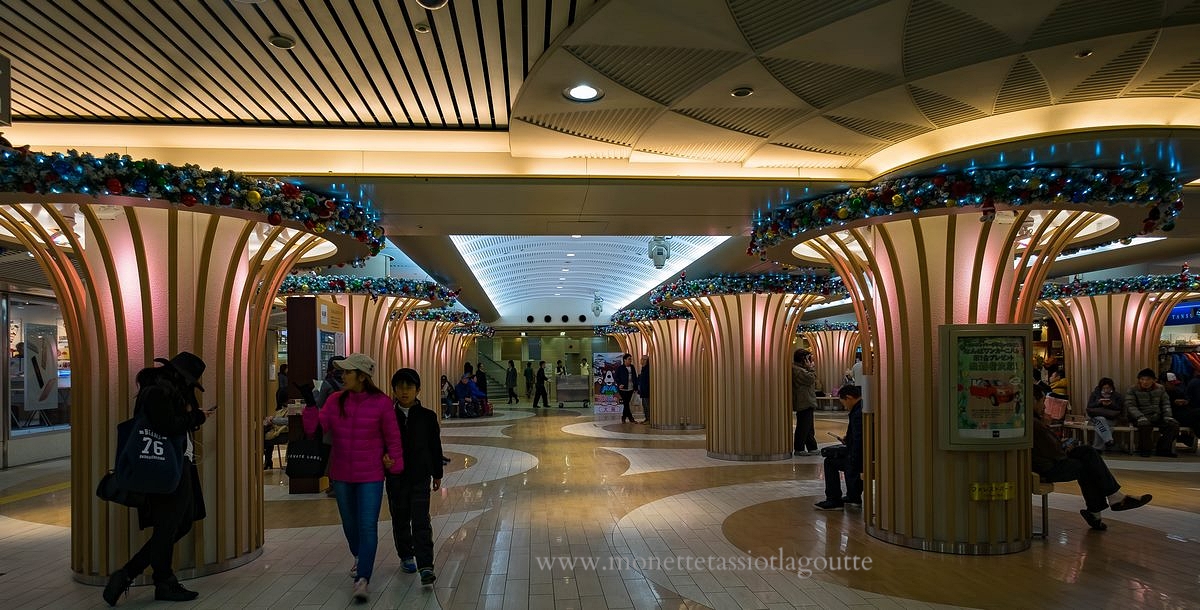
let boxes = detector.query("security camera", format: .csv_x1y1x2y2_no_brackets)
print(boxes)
648,236,671,269
415,0,449,9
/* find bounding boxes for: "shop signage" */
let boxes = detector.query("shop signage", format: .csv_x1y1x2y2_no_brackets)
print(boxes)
1165,302,1200,326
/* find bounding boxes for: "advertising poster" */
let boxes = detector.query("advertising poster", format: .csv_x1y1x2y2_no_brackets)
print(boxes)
23,323,59,411
940,325,1032,450
592,352,622,415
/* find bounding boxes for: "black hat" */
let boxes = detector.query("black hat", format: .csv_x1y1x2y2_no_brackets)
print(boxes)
154,351,207,391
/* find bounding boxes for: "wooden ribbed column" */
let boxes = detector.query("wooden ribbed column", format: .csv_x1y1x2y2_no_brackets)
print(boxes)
0,195,333,581
804,208,1103,553
333,294,426,384
396,320,457,417
801,329,861,395
1042,289,1194,407
613,331,648,362
675,292,819,460
630,318,708,429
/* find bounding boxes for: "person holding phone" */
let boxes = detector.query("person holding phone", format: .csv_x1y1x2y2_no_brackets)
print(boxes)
1086,377,1121,452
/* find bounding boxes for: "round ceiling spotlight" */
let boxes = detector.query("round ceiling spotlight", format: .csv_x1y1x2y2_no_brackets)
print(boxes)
268,34,296,50
729,86,755,98
1074,49,1094,59
563,84,604,103
415,0,450,9
414,22,431,34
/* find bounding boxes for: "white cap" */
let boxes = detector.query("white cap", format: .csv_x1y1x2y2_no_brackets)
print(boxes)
1166,372,1178,382
334,353,376,377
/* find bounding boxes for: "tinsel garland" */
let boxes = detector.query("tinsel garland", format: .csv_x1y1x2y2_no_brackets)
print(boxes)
396,308,481,324
749,167,1183,258
795,322,859,333
450,323,495,337
594,325,639,336
0,145,386,255
650,272,846,306
609,308,694,324
1040,266,1198,299
278,275,456,303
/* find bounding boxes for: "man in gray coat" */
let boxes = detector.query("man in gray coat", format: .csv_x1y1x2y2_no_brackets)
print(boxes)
1125,368,1180,457
792,349,819,456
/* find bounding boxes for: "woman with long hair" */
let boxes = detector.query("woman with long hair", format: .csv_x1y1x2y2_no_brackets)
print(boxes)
319,353,404,603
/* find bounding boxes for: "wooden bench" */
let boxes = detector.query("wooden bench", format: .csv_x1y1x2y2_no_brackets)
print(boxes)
1063,417,1195,454
1032,473,1055,539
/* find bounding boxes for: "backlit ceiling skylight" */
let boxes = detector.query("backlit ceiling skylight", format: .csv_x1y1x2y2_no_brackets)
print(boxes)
450,235,730,320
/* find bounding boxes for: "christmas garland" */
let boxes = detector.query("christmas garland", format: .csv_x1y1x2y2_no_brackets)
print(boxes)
450,323,495,337
1040,266,1199,299
609,308,694,324
396,308,480,324
749,167,1183,257
278,275,455,303
594,325,639,336
650,272,847,306
0,145,386,255
795,322,859,333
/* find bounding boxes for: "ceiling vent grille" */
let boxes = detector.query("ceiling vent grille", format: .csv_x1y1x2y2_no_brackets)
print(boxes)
901,0,1015,78
1026,0,1164,49
760,58,896,109
824,115,932,142
1059,32,1158,103
727,0,889,53
993,56,1052,114
774,141,889,157
908,86,987,128
516,108,662,146
636,136,763,163
1128,58,1200,96
565,46,749,106
673,107,808,138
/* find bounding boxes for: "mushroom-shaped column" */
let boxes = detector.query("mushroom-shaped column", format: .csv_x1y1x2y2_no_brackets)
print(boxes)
1040,271,1200,407
652,274,841,460
0,147,385,581
395,309,479,416
614,309,707,430
611,328,649,362
751,167,1183,554
278,275,454,381
797,322,861,396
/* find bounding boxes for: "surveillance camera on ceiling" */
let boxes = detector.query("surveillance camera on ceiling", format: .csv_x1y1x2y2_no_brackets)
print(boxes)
415,0,450,9
591,291,604,317
648,236,672,269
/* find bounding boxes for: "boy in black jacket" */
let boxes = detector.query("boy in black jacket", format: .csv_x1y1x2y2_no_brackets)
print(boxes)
384,368,444,586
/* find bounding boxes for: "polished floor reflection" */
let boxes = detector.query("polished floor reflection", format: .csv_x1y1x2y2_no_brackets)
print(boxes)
1,408,1198,609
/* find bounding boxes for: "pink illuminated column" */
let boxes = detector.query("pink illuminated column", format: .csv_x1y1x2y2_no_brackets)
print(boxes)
623,312,708,429
613,331,649,363
795,208,1113,554
396,309,479,417
1039,275,1198,406
654,276,834,460
797,324,861,396
0,193,372,581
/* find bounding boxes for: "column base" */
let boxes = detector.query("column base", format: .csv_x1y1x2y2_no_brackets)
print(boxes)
651,424,705,430
75,547,265,586
706,451,792,462
865,525,1030,555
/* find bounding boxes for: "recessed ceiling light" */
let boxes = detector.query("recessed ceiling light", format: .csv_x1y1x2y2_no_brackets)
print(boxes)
571,234,581,238
559,331,566,336
415,0,450,9
1074,49,1094,59
268,34,296,50
566,253,575,257
559,277,565,281
554,293,561,296
520,331,527,337
556,286,563,289
729,86,755,97
414,22,431,34
563,84,604,102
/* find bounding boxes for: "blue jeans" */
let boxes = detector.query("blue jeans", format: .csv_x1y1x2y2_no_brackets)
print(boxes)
331,480,385,582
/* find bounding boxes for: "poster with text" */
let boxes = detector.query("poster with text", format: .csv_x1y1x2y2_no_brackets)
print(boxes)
23,323,59,411
940,325,1032,450
592,352,622,414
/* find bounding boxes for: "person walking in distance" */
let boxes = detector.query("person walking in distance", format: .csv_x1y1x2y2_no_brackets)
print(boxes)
383,368,443,587
533,361,550,408
615,353,639,423
523,362,534,400
505,360,519,404
319,354,405,603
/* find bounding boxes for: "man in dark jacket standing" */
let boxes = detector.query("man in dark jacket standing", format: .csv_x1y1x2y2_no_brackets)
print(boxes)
533,361,550,408
523,362,534,399
815,385,863,511
637,355,650,424
615,353,638,423
385,368,444,586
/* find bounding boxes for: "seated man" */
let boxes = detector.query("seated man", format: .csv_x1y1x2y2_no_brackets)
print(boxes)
815,385,863,511
1125,368,1180,457
1032,385,1151,531
455,373,486,418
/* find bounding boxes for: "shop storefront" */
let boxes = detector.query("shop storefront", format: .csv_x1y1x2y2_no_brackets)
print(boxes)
3,292,71,468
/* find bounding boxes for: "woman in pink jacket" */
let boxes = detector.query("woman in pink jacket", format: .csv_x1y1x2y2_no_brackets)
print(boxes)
318,353,404,603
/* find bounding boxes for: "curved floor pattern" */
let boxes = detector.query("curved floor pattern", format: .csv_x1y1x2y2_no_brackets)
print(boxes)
601,447,826,476
441,424,514,438
608,480,963,610
1044,491,1200,539
562,421,706,441
441,443,538,488
441,409,535,424
1103,458,1200,472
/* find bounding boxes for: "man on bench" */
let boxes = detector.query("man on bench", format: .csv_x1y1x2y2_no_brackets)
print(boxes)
455,373,486,418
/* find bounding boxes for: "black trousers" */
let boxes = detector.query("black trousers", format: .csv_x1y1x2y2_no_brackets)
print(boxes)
506,387,518,403
639,393,649,422
533,384,549,407
794,408,816,452
823,455,862,502
1039,445,1120,513
1135,417,1180,454
525,380,532,398
385,474,434,569
619,390,634,422
123,463,195,583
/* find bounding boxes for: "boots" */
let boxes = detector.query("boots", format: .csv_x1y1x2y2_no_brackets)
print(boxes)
101,568,132,606
154,578,200,602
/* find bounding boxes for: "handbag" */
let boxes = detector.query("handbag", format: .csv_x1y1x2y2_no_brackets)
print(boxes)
115,414,187,494
96,470,146,508
820,444,849,459
285,424,330,478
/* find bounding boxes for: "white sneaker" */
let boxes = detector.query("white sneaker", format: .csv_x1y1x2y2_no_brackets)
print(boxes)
352,578,368,602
